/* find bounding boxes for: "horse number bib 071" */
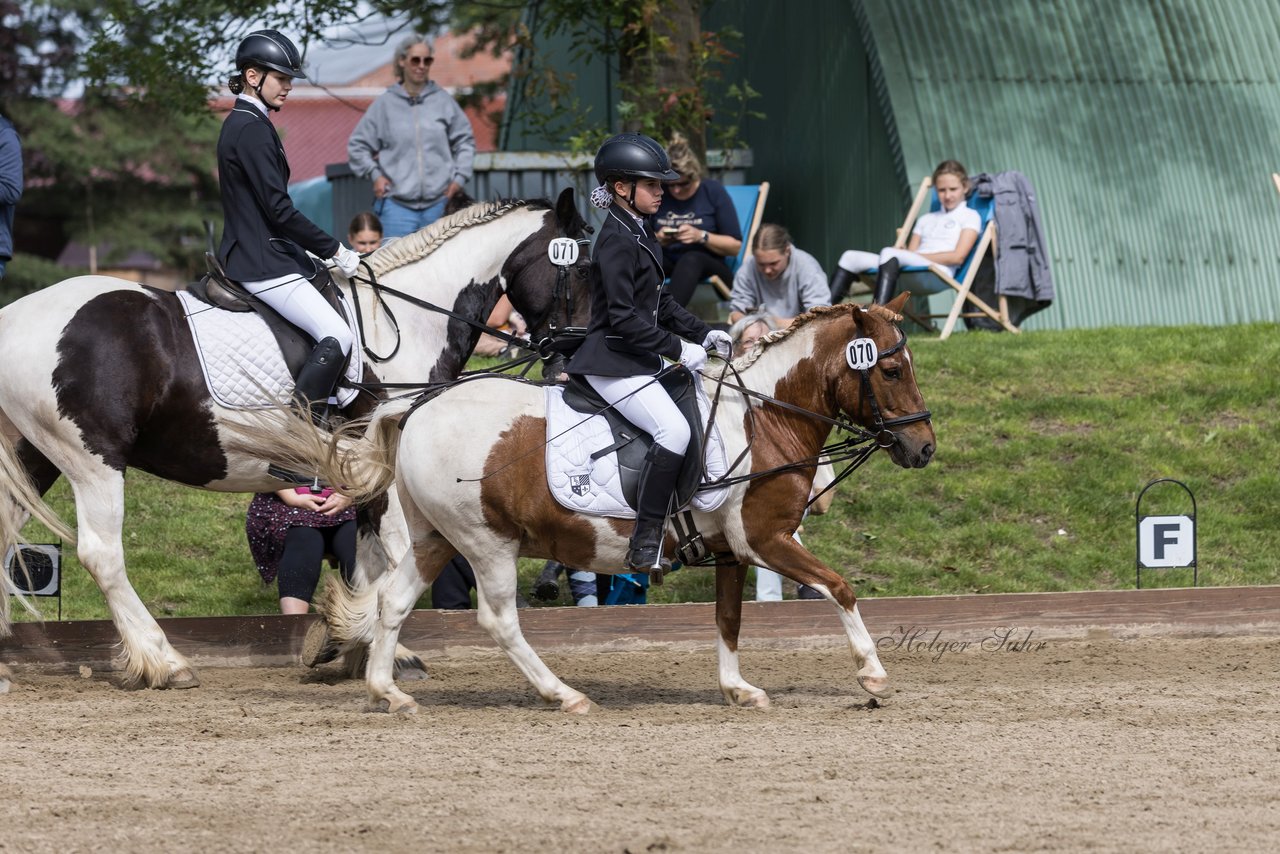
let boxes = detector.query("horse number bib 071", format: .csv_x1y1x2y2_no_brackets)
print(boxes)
547,237,580,267
846,338,879,370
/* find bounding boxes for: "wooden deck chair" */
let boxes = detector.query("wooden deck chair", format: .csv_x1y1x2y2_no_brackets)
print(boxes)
872,176,1019,339
705,181,770,299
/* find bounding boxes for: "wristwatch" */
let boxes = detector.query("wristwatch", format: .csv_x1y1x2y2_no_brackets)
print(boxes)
700,230,709,244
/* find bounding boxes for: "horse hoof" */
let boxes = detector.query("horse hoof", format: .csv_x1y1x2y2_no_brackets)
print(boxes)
0,663,13,694
561,695,595,715
393,656,430,681
722,686,771,708
166,668,201,690
301,620,338,667
385,690,419,714
857,674,894,699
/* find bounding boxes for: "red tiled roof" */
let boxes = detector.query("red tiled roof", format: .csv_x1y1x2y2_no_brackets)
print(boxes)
210,32,511,183
211,91,504,184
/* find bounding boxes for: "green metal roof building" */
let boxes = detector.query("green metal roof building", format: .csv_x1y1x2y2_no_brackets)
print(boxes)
505,0,1280,330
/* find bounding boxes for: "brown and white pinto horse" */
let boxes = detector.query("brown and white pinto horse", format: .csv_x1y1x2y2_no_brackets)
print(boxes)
259,295,934,713
0,191,591,689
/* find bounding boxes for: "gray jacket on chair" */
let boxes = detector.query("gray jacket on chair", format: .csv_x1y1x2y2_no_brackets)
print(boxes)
970,171,1055,306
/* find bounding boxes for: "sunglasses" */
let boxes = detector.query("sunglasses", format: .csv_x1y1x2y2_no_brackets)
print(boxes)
667,179,694,189
406,56,434,66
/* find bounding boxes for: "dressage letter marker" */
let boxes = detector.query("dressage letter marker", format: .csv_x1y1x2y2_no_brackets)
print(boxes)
1138,516,1194,568
1134,479,1197,588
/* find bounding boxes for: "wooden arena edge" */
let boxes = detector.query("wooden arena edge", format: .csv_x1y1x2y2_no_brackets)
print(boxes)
4,585,1279,671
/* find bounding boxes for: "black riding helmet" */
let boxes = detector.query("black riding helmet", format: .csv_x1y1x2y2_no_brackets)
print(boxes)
594,133,681,185
235,29,306,79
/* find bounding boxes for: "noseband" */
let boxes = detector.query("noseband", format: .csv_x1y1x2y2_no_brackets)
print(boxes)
847,329,933,447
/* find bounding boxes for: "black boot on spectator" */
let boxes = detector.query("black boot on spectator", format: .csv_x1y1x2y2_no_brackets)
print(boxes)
873,257,902,305
533,560,564,602
829,266,858,304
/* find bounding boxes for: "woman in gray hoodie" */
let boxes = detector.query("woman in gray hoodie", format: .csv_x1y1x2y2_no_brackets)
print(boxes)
346,34,476,238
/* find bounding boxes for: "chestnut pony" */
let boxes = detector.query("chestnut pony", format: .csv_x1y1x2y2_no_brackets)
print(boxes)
0,191,590,690
259,294,934,713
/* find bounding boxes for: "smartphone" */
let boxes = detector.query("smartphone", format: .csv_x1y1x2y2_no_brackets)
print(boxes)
297,486,334,499
661,226,679,236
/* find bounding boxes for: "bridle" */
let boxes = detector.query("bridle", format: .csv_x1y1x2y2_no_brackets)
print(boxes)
339,220,592,392
697,321,932,511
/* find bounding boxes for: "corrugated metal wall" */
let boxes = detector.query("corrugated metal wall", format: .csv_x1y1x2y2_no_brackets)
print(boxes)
504,0,1280,330
708,0,906,278
856,0,1280,329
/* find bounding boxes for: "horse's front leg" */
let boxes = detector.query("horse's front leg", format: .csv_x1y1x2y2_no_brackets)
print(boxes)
750,531,892,699
714,556,770,708
71,468,198,689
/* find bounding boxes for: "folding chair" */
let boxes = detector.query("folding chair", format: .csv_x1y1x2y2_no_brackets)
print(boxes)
705,181,770,299
868,176,1019,339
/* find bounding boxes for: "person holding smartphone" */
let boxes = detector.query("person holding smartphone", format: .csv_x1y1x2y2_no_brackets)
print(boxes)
245,487,357,614
651,132,743,307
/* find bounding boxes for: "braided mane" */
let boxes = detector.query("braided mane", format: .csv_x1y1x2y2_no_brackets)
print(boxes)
731,303,902,371
366,198,551,278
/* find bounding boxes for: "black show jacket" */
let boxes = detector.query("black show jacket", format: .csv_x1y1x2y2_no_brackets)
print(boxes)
567,204,711,378
216,99,339,282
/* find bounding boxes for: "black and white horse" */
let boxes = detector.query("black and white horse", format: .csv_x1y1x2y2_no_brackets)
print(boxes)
0,191,591,689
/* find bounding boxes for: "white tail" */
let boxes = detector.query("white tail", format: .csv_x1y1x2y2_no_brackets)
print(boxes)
0,427,75,634
317,577,382,648
223,397,415,503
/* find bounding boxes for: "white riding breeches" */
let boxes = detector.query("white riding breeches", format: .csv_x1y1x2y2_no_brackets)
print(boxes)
243,273,354,354
838,247,943,276
584,373,691,455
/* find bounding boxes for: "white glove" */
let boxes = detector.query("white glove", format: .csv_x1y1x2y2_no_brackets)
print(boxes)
332,245,361,278
702,329,733,361
678,339,708,373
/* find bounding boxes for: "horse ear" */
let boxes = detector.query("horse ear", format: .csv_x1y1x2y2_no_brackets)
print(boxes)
884,291,911,317
555,187,577,228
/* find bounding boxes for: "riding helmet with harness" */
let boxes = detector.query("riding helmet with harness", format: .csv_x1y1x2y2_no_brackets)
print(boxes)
229,30,306,111
589,133,681,210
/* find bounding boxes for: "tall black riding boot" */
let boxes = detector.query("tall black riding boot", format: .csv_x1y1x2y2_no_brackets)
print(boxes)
293,336,346,425
829,266,858,304
626,443,685,576
873,257,901,305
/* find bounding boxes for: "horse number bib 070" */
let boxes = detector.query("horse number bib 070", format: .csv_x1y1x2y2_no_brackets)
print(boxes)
547,237,580,267
846,338,879,370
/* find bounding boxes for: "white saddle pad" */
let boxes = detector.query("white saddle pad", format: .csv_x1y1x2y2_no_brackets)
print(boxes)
545,382,730,519
175,289,363,410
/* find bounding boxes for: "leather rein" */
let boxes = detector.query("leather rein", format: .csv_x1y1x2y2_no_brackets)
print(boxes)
339,232,592,395
696,326,932,512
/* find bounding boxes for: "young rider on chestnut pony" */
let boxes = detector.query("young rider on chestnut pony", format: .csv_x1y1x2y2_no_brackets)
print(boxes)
566,133,732,574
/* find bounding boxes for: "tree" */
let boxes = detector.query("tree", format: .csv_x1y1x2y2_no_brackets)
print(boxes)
80,1,758,159
2,1,220,273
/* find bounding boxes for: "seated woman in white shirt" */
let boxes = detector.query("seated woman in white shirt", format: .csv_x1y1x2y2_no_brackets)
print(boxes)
829,160,980,305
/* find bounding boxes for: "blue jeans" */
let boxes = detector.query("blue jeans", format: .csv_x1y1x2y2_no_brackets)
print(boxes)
375,196,447,239
0,257,7,279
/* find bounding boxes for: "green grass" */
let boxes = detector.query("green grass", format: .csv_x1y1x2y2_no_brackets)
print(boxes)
13,323,1280,621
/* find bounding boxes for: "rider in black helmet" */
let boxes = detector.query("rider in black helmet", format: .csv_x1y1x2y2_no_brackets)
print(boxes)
218,30,361,424
566,133,733,576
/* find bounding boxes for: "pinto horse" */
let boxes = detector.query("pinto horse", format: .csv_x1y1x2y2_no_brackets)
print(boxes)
0,190,591,689
253,295,934,713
